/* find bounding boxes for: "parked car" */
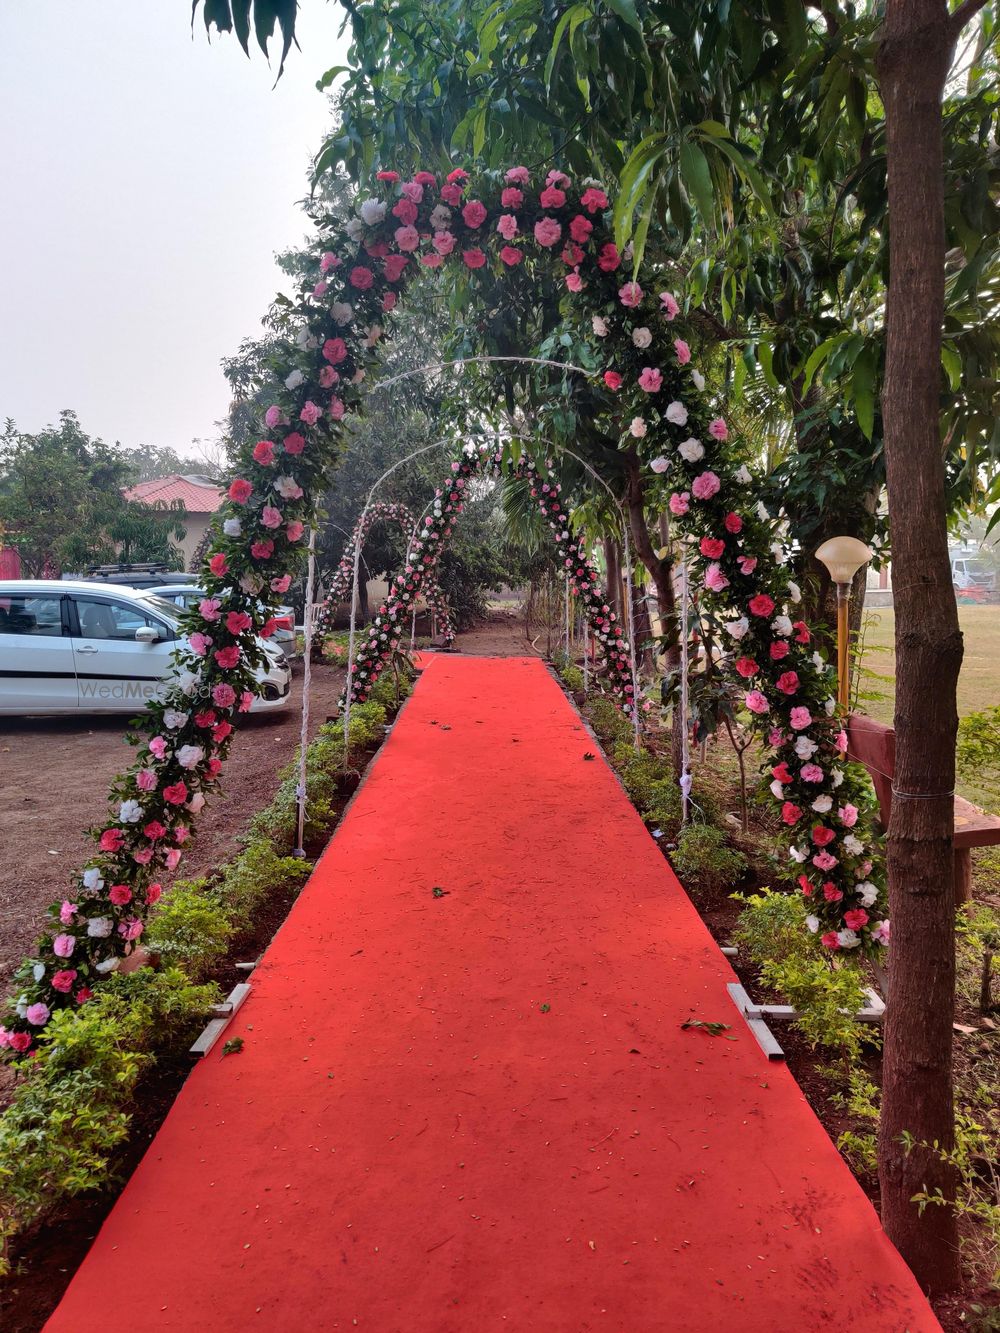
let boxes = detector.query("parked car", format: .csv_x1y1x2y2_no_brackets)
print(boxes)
67,563,201,591
0,580,291,716
147,585,297,662
951,555,996,593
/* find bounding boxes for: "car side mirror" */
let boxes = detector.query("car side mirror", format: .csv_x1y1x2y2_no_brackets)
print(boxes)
135,626,161,644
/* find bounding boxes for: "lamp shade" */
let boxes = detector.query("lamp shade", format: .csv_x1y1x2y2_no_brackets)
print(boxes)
814,535,873,585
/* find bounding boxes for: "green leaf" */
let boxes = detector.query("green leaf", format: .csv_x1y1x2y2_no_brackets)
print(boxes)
679,138,715,224
602,0,641,31
316,65,349,92
941,344,962,393
757,338,778,389
852,345,877,441
800,331,850,389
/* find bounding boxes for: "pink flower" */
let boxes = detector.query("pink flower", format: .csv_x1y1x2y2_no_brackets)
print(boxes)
839,803,859,827
135,772,156,794
299,401,322,426
638,367,662,393
199,597,222,622
539,186,566,208
462,248,487,269
413,171,436,186
189,631,210,657
376,170,399,182
704,563,730,592
709,417,729,441
271,575,292,594
400,179,423,202
383,291,398,312
822,881,843,901
724,512,743,534
251,539,274,560
108,884,132,906
312,281,327,299
776,671,800,695
261,506,283,530
349,266,375,290
659,291,680,319
253,439,276,465
264,405,281,428
534,217,562,248
433,230,456,255
821,932,842,951
618,281,643,307
669,492,690,516
691,471,721,500
53,933,76,958
812,825,836,847
745,690,769,715
143,820,166,841
163,780,188,805
59,900,77,924
26,1003,50,1026
735,657,759,678
497,214,518,240
392,197,418,225
801,763,825,783
228,479,253,504
790,706,813,732
782,802,802,825
603,371,623,390
506,165,531,185
565,270,584,292
844,908,869,930
581,186,608,214
770,641,790,661
51,970,77,993
835,729,849,754
394,224,420,252
323,337,348,365
212,720,233,743
319,250,340,271
213,683,237,709
215,645,241,669
330,397,346,420
872,920,890,945
462,199,488,228
239,690,255,712
499,246,522,266
284,432,305,455
738,555,757,576
597,243,620,272
383,253,409,284
748,593,775,617
133,848,153,865
100,827,124,852
501,186,523,208
440,183,463,206
700,537,725,559
569,214,593,244
813,851,838,871
286,520,305,542
674,339,691,365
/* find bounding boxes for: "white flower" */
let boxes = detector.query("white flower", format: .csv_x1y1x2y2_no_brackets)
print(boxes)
295,326,312,348
677,437,704,463
789,845,807,863
177,744,205,770
726,616,750,641
831,768,844,788
177,671,199,696
650,456,669,474
223,518,242,538
772,615,793,637
118,799,143,824
345,217,365,242
811,794,833,813
163,708,188,730
33,962,45,982
787,580,802,604
359,198,386,226
284,369,304,390
240,573,264,595
82,868,104,892
806,914,820,933
187,792,207,814
665,400,688,426
858,882,879,908
632,326,652,348
274,474,303,500
837,929,861,950
811,651,825,671
770,779,785,799
756,501,770,522
430,203,452,229
331,301,354,326
736,464,751,484
843,834,864,857
795,735,818,760
87,918,113,939
824,696,836,716
770,542,787,565
592,315,609,337
629,417,647,439
95,956,121,974
691,369,706,391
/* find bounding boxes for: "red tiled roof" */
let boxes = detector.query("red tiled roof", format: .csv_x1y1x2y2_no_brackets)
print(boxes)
123,474,223,513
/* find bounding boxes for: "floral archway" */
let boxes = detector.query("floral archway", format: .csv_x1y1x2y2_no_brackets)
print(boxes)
0,164,887,1056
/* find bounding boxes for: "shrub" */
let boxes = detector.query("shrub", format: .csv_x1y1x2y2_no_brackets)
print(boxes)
585,696,632,747
145,878,233,981
218,841,312,924
671,824,747,893
560,663,584,693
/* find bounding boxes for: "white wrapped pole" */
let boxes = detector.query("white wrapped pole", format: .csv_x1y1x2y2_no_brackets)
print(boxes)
293,523,318,858
680,557,692,824
621,526,642,750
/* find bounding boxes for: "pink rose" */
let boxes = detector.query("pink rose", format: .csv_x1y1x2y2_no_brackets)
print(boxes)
108,884,132,906
253,439,276,465
392,197,418,225
312,281,327,298
790,706,813,732
618,281,643,307
534,217,562,248
284,432,305,455
462,248,487,269
770,641,790,661
462,199,488,228
705,563,730,592
813,851,838,871
59,900,77,924
148,736,168,759
147,882,163,905
801,763,825,783
505,166,531,185
213,684,237,709
539,186,566,209
838,804,859,827
52,970,77,993
501,187,523,208
394,224,420,252
26,1003,50,1026
668,492,690,516
659,291,680,319
163,780,188,805
497,214,518,240
440,183,463,206
844,908,869,930
286,520,305,542
188,631,210,657
261,506,283,530
738,555,757,575
597,242,621,272
349,266,375,290
383,253,408,282
137,770,157,794
433,230,456,255
776,671,800,695
383,291,398,312
674,339,691,365
209,552,228,576
812,826,836,847
499,246,522,266
319,251,340,271
603,371,623,390
239,690,255,712
400,179,423,202
691,471,721,500
251,539,274,560
199,597,222,622
581,186,608,214
323,337,348,365
709,417,729,440
299,401,322,426
565,270,584,292
748,593,775,617
330,397,346,420
724,512,743,534
782,802,802,825
214,646,241,670
569,214,593,244
53,933,76,958
700,537,725,559
264,405,281,427
228,479,253,504
132,848,153,865
638,367,663,393
271,575,292,594
745,690,769,715
735,656,759,678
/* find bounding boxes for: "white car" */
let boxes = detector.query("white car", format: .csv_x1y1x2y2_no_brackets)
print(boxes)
0,580,291,716
147,585,298,662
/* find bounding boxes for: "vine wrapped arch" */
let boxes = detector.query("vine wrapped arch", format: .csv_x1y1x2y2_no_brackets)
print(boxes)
0,164,887,1055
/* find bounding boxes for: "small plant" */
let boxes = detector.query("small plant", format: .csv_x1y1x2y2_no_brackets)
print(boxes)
145,877,233,981
671,824,747,894
957,902,1000,1014
560,663,584,693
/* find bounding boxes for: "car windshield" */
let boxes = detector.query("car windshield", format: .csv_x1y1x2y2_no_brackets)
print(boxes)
136,593,184,626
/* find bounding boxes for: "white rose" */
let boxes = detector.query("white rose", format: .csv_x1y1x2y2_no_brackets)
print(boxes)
788,580,802,604
811,652,826,671
187,792,207,814
789,845,807,863
691,369,706,391
345,217,365,242
33,962,46,982
331,302,354,326
806,914,820,933
592,315,609,337
677,437,704,463
843,834,864,857
295,326,312,348
650,456,669,474
756,501,770,522
118,799,143,824
95,956,121,974
177,744,205,770
770,542,787,565
82,868,104,892
811,794,833,813
772,615,793,637
629,417,647,439
837,929,861,949
795,735,818,759
285,369,304,390
770,779,785,799
736,464,751,484
665,401,688,426
223,518,242,538
87,918,113,939
274,475,301,499
831,768,845,788
177,671,199,696
825,696,836,716
632,326,652,349
163,708,188,730
726,616,750,641
240,573,264,595
430,204,451,228
360,199,386,226
857,881,878,907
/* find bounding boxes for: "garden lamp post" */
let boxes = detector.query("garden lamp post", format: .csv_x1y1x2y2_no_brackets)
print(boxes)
814,536,873,711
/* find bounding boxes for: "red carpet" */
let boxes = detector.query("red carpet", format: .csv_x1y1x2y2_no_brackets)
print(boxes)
45,656,939,1332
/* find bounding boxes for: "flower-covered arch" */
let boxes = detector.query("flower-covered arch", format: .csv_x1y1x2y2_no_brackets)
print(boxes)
0,163,888,1056
314,500,456,649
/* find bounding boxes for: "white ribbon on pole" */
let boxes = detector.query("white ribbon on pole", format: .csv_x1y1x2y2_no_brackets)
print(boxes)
680,556,691,824
294,522,317,857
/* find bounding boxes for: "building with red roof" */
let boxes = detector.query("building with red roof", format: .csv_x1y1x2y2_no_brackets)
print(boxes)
123,474,223,570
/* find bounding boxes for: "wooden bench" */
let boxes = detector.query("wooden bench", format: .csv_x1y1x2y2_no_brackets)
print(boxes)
847,715,1000,904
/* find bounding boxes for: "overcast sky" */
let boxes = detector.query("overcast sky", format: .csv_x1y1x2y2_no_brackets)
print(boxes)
1,1,350,460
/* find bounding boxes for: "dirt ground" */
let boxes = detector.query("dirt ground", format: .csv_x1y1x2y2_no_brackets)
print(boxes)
0,611,534,998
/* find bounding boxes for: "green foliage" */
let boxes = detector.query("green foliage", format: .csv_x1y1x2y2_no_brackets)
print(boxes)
956,902,1000,1015
834,1071,881,1175
958,706,1000,812
559,662,584,693
144,878,233,980
671,824,747,894
219,841,311,923
585,696,632,748
191,0,297,78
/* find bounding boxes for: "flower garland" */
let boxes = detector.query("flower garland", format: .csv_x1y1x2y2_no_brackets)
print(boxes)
340,447,635,712
313,501,454,648
0,162,888,1059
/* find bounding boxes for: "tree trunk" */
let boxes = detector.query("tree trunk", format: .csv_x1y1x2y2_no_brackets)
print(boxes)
623,448,676,640
876,0,965,1292
603,534,622,621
